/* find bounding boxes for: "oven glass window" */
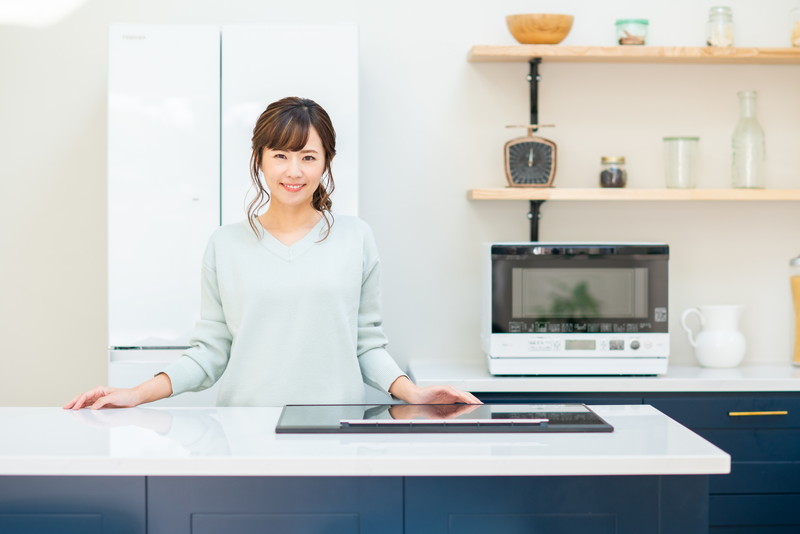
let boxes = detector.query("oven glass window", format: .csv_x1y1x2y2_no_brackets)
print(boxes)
511,267,648,319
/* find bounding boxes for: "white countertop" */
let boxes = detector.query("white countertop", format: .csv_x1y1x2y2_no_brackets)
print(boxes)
0,406,728,477
409,361,800,393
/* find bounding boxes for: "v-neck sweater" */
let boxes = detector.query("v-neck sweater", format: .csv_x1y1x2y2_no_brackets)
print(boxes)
161,215,405,406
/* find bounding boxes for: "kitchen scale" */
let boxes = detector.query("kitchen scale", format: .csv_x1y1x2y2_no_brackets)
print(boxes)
275,403,612,434
504,124,557,187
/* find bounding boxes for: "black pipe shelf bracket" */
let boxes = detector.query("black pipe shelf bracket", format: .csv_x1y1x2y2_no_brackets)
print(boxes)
527,57,544,241
528,57,542,130
528,200,545,242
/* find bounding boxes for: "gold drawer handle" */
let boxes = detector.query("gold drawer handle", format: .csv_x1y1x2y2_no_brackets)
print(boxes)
728,411,789,417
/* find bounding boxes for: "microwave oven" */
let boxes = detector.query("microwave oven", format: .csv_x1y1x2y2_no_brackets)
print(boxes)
482,243,670,375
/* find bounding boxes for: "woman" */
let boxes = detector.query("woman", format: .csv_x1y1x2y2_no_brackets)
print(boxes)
65,96,480,410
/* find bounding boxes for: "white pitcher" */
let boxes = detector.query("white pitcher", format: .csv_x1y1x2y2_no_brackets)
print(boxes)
681,305,746,368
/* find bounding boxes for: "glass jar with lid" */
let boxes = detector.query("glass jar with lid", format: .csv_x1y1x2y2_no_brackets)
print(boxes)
600,156,627,187
615,19,648,45
706,6,734,47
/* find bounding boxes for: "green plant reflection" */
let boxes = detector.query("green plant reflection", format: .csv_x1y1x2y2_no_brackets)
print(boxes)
544,281,600,318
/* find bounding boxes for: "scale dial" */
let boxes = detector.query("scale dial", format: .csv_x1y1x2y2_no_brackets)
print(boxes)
504,137,557,187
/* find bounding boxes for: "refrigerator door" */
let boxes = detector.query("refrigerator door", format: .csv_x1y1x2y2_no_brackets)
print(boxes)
220,24,359,224
108,24,221,348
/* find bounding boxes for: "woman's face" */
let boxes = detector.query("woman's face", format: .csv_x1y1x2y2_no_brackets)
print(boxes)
260,126,326,210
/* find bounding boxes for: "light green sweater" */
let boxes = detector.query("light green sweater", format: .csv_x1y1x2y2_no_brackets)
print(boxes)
162,215,405,406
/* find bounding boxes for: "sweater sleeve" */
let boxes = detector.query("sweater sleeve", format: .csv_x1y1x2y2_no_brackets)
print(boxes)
356,226,406,393
160,238,233,396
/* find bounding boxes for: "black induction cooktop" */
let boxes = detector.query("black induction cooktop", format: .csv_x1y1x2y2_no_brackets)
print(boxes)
275,403,613,434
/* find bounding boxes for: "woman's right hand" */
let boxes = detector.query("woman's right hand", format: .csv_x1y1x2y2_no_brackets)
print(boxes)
63,386,142,410
63,373,173,410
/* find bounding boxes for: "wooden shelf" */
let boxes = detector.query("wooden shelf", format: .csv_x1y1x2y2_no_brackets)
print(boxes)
469,188,800,201
468,45,800,64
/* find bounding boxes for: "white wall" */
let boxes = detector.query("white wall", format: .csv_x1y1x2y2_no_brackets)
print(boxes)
1,0,798,406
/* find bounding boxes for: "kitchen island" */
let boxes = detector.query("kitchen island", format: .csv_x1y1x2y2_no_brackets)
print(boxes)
0,405,728,534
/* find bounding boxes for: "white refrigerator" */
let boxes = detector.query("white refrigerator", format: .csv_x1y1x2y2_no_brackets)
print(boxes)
107,23,360,405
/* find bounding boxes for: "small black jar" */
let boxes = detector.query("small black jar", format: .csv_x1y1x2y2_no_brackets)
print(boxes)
600,156,627,187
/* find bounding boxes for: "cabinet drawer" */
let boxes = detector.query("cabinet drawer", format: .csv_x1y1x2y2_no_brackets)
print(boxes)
709,494,800,527
710,462,800,494
645,395,800,429
695,428,800,461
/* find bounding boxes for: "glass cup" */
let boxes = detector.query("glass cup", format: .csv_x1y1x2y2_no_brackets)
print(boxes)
663,137,699,188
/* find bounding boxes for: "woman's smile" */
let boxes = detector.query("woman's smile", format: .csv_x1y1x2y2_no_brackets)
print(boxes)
281,183,305,192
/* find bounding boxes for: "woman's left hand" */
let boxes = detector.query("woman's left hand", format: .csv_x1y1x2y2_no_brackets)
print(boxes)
388,376,482,405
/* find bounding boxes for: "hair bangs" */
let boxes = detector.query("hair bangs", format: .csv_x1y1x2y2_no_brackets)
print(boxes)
267,113,311,153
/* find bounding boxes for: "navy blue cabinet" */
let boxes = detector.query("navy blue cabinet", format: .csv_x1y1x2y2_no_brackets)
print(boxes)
147,477,403,534
406,475,708,534
142,475,708,534
0,473,710,534
475,391,800,533
0,476,145,534
0,476,402,534
0,474,708,534
644,393,800,533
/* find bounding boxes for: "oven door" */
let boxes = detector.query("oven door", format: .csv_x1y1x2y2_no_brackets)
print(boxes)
491,244,669,336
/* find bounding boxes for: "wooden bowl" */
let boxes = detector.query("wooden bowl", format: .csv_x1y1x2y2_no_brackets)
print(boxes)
506,14,574,45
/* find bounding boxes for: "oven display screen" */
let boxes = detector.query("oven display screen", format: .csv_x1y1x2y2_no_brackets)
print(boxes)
511,267,649,319
565,339,596,350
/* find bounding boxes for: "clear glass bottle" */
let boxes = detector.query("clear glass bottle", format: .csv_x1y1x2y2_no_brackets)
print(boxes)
706,6,734,47
731,91,765,189
792,3,800,47
791,254,800,366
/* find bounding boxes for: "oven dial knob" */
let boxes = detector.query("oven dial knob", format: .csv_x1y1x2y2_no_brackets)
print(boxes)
630,340,641,350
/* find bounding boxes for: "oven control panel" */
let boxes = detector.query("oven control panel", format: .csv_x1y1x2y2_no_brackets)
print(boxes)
488,333,669,358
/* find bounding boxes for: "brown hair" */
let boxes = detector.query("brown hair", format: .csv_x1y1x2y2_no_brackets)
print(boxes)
247,96,336,239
